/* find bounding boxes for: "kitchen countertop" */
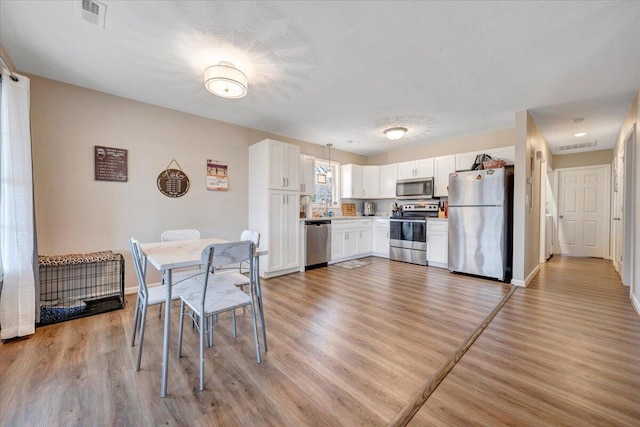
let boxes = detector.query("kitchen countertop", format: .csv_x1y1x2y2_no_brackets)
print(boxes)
300,216,388,221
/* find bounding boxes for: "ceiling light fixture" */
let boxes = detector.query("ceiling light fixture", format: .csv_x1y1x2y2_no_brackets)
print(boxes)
204,61,248,99
574,132,587,137
384,127,408,141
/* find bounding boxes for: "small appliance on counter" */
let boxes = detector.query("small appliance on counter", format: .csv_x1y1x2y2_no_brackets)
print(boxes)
363,201,375,216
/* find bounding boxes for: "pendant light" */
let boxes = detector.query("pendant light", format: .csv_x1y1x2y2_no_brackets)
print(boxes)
326,143,333,180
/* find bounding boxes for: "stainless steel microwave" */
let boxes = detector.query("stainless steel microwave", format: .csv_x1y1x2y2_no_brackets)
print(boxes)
396,177,434,200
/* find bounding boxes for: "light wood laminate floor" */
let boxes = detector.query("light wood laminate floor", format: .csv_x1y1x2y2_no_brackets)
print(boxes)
1,256,638,426
410,256,640,426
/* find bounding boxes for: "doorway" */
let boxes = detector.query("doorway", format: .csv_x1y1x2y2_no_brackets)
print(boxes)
622,125,635,288
556,165,611,258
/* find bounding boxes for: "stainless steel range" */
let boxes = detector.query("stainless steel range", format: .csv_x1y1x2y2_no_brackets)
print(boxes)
389,202,439,265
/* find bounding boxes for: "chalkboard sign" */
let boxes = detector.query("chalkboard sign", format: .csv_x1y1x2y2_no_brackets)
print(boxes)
157,161,190,198
94,146,128,182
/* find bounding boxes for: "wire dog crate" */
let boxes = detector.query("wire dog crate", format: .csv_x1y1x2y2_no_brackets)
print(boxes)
38,251,125,326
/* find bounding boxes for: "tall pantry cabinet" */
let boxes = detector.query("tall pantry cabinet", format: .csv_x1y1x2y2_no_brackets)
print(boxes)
249,139,301,278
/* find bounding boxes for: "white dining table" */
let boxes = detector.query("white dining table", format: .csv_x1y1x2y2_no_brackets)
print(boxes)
140,238,267,397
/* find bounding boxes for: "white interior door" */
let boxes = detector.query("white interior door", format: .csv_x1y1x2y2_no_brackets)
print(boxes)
613,151,624,273
557,166,610,258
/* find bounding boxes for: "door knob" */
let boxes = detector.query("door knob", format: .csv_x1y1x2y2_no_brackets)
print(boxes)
559,215,563,219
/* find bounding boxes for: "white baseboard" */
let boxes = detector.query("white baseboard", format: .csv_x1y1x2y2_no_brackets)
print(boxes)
511,264,541,287
632,292,640,318
125,286,137,295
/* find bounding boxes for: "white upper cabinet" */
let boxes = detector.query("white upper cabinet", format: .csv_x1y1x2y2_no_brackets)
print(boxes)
266,139,300,191
456,151,481,171
300,154,315,195
398,158,434,179
379,163,398,199
456,146,516,171
415,158,435,178
362,166,380,199
434,155,456,197
486,146,515,165
341,164,364,198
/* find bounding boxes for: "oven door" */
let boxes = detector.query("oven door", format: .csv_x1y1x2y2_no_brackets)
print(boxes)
389,219,427,250
396,178,434,200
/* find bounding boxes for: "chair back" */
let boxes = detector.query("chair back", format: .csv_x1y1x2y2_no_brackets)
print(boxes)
161,229,201,242
240,230,260,247
199,241,255,306
129,238,149,301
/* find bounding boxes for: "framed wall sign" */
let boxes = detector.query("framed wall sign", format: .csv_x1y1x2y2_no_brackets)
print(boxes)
94,146,128,182
207,159,229,191
157,159,190,198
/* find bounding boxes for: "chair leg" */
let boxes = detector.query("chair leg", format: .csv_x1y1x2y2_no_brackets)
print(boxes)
157,303,163,318
254,273,268,352
136,302,148,371
232,310,237,338
177,300,185,359
206,316,213,348
199,314,205,391
131,298,141,347
250,301,261,364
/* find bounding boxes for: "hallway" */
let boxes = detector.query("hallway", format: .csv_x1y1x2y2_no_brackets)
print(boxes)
412,256,640,425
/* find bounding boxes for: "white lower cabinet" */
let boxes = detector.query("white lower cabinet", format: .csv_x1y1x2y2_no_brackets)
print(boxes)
358,228,372,254
372,219,390,258
330,218,372,262
427,219,448,268
268,191,300,273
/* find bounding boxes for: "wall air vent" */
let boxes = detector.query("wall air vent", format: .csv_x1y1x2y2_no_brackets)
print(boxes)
78,0,106,28
557,140,598,152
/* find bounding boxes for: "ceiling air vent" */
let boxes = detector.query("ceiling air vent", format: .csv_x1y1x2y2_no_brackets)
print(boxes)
557,140,598,152
78,0,106,28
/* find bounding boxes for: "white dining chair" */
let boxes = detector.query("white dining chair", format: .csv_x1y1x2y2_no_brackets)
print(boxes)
216,230,260,291
129,238,198,371
177,240,261,391
159,228,203,290
161,229,201,242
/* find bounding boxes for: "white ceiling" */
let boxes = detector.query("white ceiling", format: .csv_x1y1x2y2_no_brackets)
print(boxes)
2,1,639,156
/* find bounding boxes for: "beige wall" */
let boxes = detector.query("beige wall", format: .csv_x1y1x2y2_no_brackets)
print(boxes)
29,75,364,288
554,149,613,169
512,111,554,286
366,128,515,165
611,90,639,309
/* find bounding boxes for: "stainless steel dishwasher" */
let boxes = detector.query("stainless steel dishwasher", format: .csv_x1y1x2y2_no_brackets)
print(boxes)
305,220,331,270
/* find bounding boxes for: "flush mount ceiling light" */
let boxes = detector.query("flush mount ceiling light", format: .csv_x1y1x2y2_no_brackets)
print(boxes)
204,61,248,99
383,127,408,141
574,132,588,137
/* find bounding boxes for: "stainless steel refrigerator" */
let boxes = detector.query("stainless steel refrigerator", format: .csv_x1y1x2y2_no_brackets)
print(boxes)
448,167,514,281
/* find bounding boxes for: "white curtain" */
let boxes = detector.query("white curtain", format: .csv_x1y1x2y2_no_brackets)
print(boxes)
0,71,35,339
